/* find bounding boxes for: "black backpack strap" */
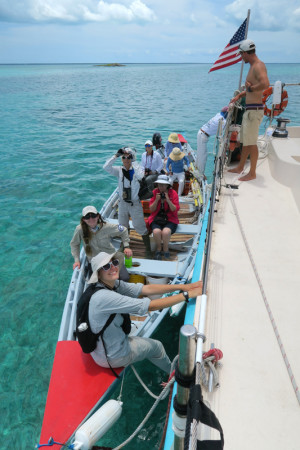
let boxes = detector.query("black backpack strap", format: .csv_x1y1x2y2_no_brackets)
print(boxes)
98,314,120,378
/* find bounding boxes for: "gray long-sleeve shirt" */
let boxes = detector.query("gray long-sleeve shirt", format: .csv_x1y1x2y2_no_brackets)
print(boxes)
70,222,130,263
89,281,150,366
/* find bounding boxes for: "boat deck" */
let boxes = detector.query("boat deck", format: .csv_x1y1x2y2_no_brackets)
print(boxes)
204,133,300,449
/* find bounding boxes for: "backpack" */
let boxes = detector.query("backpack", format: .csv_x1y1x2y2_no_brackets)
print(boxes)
76,284,131,354
138,177,153,200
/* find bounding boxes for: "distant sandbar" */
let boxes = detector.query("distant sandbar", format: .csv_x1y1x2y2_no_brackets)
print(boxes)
94,63,125,67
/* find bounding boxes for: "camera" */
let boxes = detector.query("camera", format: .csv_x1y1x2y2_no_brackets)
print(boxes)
161,193,165,199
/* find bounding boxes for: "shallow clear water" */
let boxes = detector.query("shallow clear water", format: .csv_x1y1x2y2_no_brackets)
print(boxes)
0,63,299,449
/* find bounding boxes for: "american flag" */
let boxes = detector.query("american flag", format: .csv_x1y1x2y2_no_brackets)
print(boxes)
209,19,247,73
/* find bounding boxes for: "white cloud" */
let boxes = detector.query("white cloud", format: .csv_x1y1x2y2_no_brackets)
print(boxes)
225,0,300,31
0,0,156,24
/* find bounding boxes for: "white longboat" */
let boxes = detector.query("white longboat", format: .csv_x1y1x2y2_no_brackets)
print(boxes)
38,135,210,449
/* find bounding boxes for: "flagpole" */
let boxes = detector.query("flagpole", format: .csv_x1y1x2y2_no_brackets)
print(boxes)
238,9,251,89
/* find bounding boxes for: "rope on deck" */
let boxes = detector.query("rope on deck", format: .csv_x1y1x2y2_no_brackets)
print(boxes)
229,186,300,406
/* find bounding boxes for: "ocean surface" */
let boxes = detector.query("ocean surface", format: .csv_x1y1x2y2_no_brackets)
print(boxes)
0,63,299,449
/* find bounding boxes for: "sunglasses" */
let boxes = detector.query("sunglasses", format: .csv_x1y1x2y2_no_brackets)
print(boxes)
122,155,133,160
84,213,98,220
145,144,152,148
99,259,120,271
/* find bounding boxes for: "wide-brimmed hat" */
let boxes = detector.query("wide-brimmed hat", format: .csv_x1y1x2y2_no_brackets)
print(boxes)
154,174,172,186
82,205,98,217
170,147,185,161
88,251,118,284
168,133,180,144
238,39,255,54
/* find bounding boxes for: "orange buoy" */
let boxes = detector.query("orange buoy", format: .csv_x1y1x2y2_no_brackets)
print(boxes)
262,87,288,117
229,130,239,151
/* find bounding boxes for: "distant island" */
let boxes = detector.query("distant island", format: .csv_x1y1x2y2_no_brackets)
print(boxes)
94,63,125,67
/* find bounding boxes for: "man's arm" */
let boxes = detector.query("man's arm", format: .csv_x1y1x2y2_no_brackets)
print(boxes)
103,155,120,177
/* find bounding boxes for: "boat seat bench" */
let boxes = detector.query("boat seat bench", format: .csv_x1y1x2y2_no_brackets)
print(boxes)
127,258,183,278
105,218,197,235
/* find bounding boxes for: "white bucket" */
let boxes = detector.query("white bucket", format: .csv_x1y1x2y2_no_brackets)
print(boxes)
146,275,169,300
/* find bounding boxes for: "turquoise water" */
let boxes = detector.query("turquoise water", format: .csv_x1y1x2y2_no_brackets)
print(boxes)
0,63,299,449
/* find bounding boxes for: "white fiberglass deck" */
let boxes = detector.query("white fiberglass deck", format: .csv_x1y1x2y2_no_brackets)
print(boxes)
205,132,300,449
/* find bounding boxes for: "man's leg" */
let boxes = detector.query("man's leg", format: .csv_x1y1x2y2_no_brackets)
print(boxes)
118,200,130,229
239,144,258,181
228,144,251,173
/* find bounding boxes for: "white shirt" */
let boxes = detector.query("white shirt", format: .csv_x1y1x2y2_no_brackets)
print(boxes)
103,156,145,202
201,112,226,137
140,151,163,173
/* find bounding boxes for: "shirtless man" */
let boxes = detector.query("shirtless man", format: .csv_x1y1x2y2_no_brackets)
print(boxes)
229,39,269,181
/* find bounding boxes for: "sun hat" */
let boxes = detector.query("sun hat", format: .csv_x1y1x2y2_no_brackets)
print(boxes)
88,251,118,284
82,205,98,217
145,139,153,146
169,147,185,161
221,106,229,112
238,39,255,53
154,174,172,186
168,133,180,144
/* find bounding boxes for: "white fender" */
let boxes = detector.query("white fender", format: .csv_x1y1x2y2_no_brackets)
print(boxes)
73,400,123,450
272,80,282,105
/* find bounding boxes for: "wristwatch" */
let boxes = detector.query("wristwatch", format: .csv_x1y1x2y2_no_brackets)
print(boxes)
182,291,189,302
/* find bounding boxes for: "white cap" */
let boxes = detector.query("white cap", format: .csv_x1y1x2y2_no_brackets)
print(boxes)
145,140,153,146
82,205,98,217
238,39,255,53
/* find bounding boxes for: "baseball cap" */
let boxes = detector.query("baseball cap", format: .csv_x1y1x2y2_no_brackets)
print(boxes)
238,39,256,53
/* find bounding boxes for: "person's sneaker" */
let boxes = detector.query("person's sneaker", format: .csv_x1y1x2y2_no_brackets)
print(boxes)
155,251,162,260
164,251,170,259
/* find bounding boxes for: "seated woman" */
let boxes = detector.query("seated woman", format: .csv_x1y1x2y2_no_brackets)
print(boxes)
88,252,203,373
140,139,164,194
164,132,183,159
166,147,190,196
70,205,132,279
148,175,180,260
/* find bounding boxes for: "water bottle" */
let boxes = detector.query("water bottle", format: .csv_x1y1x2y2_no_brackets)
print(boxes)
125,256,132,268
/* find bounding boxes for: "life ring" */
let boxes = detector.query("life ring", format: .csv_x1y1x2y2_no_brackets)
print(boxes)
262,87,288,117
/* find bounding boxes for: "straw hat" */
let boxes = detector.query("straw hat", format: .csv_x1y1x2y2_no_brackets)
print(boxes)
169,147,185,161
88,251,118,284
168,133,180,144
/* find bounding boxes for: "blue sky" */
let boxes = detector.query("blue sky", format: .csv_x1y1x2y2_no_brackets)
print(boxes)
0,0,299,64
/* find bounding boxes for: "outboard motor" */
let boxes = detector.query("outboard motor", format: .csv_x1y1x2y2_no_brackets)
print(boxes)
272,118,290,138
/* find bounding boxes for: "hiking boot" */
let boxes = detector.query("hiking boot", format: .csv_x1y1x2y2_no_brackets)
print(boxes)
155,251,162,260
